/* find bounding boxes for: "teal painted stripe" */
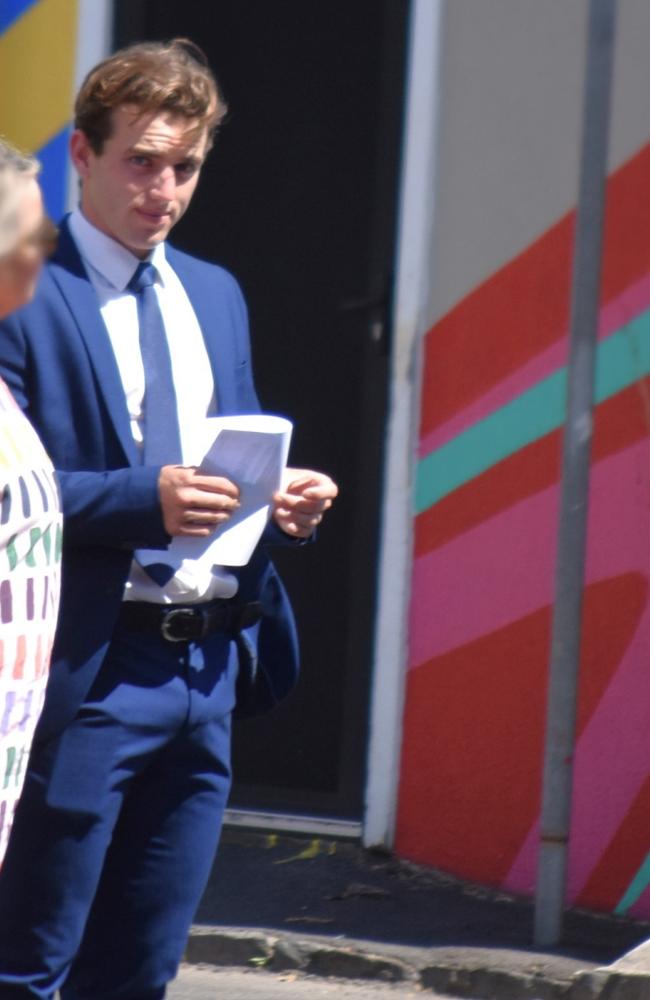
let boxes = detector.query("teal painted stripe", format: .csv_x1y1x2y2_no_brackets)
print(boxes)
615,852,650,915
415,310,650,514
415,369,567,513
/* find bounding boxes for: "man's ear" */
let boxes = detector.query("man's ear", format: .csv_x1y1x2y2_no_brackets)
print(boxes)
70,130,93,178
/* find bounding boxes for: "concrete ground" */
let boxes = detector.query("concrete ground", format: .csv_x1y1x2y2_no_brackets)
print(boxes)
186,828,650,999
170,965,441,998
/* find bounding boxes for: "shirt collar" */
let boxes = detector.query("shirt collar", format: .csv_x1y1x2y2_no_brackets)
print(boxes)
68,207,168,292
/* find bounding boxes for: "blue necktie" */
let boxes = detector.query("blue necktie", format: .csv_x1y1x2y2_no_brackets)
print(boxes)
129,261,181,586
128,262,183,466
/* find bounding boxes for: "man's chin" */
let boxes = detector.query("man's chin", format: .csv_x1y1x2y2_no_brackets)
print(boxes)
131,213,174,244
141,232,168,247
127,228,171,255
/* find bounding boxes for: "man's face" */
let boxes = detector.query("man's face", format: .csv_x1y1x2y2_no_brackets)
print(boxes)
70,106,208,258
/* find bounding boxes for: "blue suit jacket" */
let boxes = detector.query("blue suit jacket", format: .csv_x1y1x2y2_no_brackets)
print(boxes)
0,219,299,738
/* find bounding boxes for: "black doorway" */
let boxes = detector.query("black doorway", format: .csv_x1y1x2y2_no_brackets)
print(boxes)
114,0,409,822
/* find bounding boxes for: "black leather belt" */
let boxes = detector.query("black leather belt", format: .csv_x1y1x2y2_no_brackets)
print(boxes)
117,599,263,643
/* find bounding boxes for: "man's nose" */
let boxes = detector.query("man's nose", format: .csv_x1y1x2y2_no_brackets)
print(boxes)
151,166,176,202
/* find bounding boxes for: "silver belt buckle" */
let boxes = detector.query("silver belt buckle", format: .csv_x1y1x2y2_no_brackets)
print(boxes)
160,607,198,643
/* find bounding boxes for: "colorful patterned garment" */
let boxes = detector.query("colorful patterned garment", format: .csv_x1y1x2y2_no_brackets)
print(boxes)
0,379,61,863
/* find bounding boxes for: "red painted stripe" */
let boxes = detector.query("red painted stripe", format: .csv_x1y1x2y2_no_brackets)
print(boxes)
420,216,572,439
600,144,650,304
575,774,650,912
414,431,561,557
396,573,647,883
414,381,650,557
420,142,650,439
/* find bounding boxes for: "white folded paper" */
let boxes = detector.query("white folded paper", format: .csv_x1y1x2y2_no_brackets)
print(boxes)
137,413,293,572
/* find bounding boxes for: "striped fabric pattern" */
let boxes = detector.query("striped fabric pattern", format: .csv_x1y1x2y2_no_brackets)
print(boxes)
0,379,61,862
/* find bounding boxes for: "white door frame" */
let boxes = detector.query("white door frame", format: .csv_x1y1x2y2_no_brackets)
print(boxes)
362,0,446,849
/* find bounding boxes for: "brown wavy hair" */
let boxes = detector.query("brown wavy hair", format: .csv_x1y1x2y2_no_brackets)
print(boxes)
74,38,227,154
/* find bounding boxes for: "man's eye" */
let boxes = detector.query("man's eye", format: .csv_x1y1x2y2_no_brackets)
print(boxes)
175,162,197,179
130,156,150,168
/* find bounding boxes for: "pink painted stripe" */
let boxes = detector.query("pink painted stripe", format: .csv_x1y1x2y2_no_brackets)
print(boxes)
418,271,650,458
418,339,567,459
408,442,650,903
408,486,558,670
503,612,650,903
409,430,650,672
472,441,650,901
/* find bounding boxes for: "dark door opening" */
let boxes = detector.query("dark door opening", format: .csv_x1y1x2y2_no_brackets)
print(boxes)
114,0,409,821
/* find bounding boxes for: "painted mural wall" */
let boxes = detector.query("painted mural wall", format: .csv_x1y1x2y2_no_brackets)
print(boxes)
396,0,650,919
0,0,78,220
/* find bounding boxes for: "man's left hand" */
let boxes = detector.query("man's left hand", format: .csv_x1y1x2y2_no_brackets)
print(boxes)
272,468,338,539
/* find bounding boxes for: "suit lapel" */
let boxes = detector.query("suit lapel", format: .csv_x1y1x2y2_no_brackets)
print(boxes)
51,220,139,465
51,227,242,464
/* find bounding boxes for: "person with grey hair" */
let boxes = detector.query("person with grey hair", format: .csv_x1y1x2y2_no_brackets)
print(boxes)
0,142,36,252
0,142,57,313
0,137,62,864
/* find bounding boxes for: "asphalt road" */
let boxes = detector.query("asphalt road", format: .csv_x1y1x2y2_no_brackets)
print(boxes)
169,965,449,998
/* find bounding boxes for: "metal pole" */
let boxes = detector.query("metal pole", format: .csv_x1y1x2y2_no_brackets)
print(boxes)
534,0,617,948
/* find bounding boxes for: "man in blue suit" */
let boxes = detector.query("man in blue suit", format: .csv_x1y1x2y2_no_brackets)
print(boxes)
0,38,337,999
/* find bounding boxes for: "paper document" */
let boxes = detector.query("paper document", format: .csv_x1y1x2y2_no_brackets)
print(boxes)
138,414,293,571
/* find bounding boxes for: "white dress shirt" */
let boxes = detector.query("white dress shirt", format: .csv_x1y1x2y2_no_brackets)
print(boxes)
68,208,238,604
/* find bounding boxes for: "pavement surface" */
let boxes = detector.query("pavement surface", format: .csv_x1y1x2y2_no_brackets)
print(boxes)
185,827,650,999
170,964,438,998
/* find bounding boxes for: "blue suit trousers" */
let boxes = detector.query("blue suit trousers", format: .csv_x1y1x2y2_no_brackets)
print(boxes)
0,623,237,999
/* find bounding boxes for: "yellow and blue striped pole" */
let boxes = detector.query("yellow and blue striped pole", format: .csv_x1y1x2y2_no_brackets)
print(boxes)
0,0,79,218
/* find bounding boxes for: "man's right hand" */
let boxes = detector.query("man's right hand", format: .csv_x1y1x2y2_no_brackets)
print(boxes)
159,465,240,537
